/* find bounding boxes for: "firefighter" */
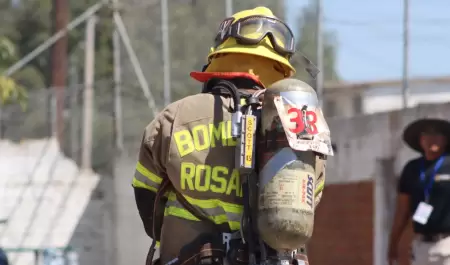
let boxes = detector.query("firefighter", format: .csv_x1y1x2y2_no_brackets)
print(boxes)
132,6,325,265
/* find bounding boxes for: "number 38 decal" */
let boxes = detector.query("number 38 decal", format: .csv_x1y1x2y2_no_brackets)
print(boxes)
287,107,318,135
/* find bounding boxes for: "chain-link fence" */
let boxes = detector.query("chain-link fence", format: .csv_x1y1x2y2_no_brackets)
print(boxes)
2,247,77,265
0,78,161,170
1,0,287,159
0,80,130,173
116,0,286,150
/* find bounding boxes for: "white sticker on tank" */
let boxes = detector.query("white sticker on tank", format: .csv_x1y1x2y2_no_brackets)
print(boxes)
273,95,333,156
259,170,315,210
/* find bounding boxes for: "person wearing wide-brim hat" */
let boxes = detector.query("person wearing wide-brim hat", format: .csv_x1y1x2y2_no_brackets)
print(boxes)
388,118,450,265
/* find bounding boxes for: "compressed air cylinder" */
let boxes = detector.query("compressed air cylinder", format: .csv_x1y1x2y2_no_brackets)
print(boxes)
257,78,321,251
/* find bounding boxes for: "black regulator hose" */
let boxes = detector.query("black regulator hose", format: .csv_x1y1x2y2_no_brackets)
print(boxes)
202,78,240,113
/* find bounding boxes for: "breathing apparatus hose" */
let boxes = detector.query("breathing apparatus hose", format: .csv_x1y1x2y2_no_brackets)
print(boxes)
202,78,240,112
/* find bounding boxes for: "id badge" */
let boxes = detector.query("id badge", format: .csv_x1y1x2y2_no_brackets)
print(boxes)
412,202,433,225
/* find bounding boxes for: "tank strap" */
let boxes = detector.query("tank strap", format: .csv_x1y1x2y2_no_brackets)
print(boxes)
146,179,172,265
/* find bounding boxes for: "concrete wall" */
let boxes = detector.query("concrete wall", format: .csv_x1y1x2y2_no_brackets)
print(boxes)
327,84,450,118
113,151,156,265
70,178,114,265
68,151,153,265
326,101,450,185
320,100,450,265
363,84,450,114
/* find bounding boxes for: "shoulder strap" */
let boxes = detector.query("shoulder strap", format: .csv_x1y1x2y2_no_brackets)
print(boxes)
146,179,172,265
154,179,218,231
171,185,218,228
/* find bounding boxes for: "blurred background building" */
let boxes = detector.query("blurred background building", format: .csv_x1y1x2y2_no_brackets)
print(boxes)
0,0,449,264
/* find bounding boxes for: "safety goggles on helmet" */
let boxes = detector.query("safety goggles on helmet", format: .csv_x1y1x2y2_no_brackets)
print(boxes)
214,15,296,58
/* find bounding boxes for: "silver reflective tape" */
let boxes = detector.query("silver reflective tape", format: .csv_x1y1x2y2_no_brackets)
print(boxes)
134,170,160,189
166,200,242,222
279,91,318,107
259,147,297,189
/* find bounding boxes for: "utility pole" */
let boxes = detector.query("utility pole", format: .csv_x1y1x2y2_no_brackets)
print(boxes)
225,0,233,17
81,15,97,170
315,0,324,108
113,12,158,116
161,0,171,106
112,0,124,151
69,53,80,161
51,0,69,145
4,0,158,118
402,0,409,108
4,2,104,77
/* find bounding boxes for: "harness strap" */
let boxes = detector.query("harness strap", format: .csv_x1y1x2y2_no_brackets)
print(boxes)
146,179,171,265
177,243,226,265
172,187,217,228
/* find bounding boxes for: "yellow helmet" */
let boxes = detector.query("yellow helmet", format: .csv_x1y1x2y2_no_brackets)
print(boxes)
207,6,296,74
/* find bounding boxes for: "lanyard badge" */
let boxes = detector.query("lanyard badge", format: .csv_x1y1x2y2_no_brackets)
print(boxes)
412,156,445,225
419,156,444,202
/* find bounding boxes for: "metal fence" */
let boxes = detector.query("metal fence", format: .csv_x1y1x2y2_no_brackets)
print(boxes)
119,0,285,103
2,247,77,265
0,80,154,169
116,0,286,145
0,0,288,159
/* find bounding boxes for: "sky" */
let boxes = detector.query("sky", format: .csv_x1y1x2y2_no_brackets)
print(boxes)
285,0,450,82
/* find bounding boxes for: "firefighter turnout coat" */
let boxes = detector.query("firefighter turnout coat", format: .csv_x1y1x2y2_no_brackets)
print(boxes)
133,92,243,265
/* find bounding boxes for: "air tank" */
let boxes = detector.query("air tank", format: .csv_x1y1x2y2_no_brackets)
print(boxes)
257,78,333,251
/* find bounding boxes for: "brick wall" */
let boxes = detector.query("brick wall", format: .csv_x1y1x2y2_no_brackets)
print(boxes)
307,181,414,265
308,181,374,265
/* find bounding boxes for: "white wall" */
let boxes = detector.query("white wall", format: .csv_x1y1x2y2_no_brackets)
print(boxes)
363,84,450,114
0,138,100,265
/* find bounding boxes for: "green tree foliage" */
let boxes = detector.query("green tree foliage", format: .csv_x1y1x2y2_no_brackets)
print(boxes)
1,0,338,100
118,0,288,147
0,0,339,169
4,0,50,88
2,0,112,89
119,0,285,106
0,36,28,109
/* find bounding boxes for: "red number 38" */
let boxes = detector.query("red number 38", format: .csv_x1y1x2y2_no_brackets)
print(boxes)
287,107,318,134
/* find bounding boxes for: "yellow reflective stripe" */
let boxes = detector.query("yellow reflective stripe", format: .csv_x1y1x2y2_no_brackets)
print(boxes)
164,206,240,230
315,181,324,197
132,177,157,193
155,241,160,248
229,221,240,230
166,193,243,214
136,161,163,184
